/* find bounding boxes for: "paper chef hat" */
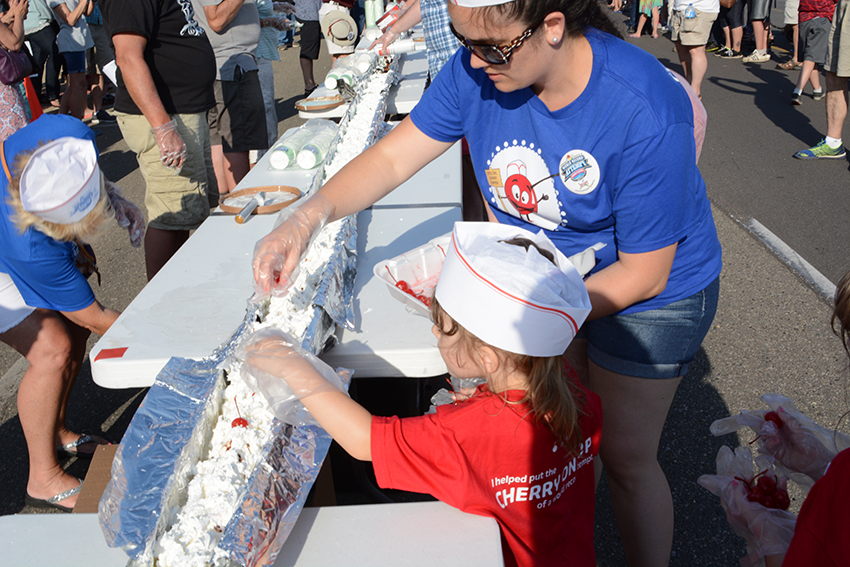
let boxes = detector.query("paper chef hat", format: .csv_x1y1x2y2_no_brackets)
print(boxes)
19,137,101,224
449,0,515,7
435,222,592,357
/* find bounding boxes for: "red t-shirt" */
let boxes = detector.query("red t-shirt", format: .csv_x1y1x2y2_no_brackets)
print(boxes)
798,0,835,23
371,384,603,567
782,448,850,566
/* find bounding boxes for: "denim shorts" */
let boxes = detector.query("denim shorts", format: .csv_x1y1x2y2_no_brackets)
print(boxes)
62,51,86,74
578,277,719,379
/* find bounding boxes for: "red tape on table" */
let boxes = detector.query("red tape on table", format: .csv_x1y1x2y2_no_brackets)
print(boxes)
94,347,128,362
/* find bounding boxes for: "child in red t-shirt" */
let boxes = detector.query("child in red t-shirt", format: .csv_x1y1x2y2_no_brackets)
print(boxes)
242,222,603,567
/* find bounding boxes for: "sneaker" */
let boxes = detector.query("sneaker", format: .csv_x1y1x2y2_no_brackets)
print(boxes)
813,89,825,100
718,48,743,59
793,139,847,160
742,50,771,63
791,92,802,105
658,23,669,32
706,42,722,53
95,109,117,124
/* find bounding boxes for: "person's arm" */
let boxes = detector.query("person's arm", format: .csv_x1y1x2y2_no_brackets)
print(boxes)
242,331,374,460
111,32,187,169
300,389,374,460
61,299,119,336
369,0,420,51
203,0,245,33
582,243,678,320
52,0,89,26
111,33,170,128
0,0,27,51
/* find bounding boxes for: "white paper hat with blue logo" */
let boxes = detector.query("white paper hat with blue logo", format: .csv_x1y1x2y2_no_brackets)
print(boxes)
20,137,101,224
435,222,592,357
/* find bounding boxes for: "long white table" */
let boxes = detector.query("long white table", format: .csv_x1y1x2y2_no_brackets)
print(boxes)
91,141,461,388
298,48,429,120
0,503,503,566
320,206,459,377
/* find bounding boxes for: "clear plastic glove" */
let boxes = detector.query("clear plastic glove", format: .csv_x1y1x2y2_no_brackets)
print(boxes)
151,119,187,172
698,446,797,567
235,327,348,425
261,15,292,31
105,181,146,248
710,393,850,490
251,193,336,301
272,2,296,15
369,28,397,52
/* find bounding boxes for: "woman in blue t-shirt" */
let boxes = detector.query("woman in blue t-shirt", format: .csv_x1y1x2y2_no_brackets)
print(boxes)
254,0,721,563
0,115,144,512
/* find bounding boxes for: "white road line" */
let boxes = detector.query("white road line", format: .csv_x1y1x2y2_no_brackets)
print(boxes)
744,218,837,301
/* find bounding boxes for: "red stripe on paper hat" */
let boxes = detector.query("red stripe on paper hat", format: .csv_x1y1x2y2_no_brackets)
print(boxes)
435,222,591,357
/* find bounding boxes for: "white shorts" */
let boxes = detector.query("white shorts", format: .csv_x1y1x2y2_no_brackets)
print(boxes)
319,2,356,55
0,272,34,334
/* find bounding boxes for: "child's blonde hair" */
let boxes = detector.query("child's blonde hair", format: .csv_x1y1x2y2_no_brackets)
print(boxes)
430,237,586,454
6,148,112,243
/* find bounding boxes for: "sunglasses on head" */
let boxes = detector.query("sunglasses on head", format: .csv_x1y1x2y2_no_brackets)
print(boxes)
449,19,545,65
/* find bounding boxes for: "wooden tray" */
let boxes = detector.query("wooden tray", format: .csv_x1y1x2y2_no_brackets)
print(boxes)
218,185,301,215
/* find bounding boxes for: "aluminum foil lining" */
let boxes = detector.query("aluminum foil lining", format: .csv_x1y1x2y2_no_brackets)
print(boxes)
99,208,358,567
98,357,227,562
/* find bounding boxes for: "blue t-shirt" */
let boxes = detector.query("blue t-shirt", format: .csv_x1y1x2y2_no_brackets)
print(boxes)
0,115,98,312
410,30,722,314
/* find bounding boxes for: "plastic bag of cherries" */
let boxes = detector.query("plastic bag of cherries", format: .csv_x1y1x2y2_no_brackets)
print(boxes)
698,446,797,566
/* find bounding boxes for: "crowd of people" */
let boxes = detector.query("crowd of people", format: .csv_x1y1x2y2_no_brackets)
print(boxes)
0,0,848,565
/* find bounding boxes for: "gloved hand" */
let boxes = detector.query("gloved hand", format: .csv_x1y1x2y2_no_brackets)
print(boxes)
710,394,850,490
698,446,797,567
151,119,187,172
105,181,146,248
369,28,398,54
261,15,292,31
236,327,348,425
251,193,336,301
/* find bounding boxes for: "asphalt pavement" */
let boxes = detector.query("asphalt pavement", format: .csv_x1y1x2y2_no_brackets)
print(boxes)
1,9,849,567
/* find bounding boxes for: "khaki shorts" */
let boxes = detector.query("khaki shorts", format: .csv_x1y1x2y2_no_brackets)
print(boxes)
671,9,718,46
115,111,216,231
826,0,850,77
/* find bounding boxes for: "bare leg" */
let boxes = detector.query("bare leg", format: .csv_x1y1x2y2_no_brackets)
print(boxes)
2,310,88,508
631,13,648,37
825,72,849,139
144,227,191,280
589,361,683,567
752,20,767,51
731,26,743,52
221,151,250,194
211,145,251,195
688,44,709,97
651,6,660,38
675,41,692,84
60,72,87,119
796,61,818,91
722,25,731,49
299,57,318,91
